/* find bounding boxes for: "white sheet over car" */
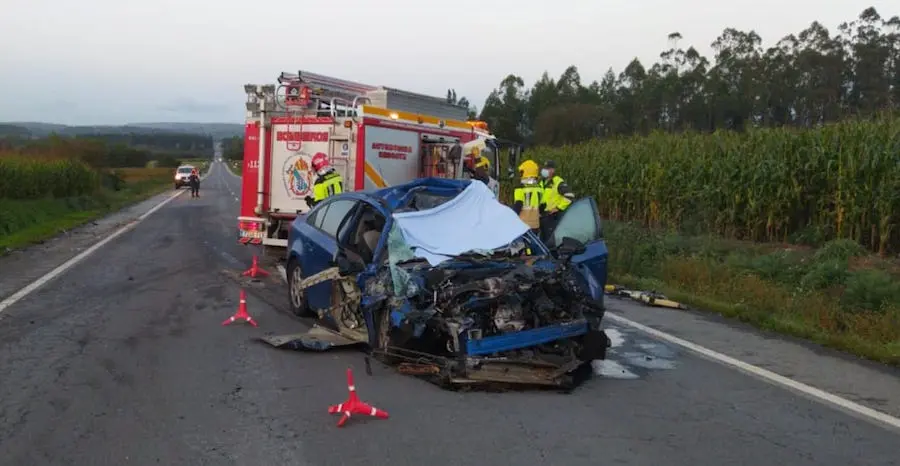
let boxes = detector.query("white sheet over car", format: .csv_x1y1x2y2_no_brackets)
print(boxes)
391,181,530,265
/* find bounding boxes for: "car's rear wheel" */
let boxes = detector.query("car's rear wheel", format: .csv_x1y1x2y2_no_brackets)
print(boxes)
287,258,312,317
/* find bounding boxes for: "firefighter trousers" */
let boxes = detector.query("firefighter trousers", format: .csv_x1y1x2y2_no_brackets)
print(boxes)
540,211,561,243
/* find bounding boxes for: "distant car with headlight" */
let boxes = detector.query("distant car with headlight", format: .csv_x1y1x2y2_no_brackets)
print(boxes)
174,165,195,189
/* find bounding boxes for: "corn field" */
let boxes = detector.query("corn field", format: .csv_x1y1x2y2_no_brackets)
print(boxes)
521,117,900,254
112,167,174,183
0,153,99,200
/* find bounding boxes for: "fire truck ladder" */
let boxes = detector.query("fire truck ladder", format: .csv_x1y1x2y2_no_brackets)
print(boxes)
279,70,375,118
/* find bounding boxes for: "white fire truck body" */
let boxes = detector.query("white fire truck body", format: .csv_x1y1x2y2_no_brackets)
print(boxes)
238,71,506,249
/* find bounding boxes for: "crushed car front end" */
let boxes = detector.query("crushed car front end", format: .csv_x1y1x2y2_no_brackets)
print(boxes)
364,250,609,389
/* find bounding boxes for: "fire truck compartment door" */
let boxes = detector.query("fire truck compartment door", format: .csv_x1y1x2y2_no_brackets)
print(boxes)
269,123,332,215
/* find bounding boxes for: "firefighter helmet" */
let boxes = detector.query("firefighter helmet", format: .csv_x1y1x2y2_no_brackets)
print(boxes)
518,159,539,179
311,152,330,173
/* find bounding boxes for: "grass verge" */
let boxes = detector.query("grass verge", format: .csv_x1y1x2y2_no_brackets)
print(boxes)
0,170,172,250
227,160,242,176
605,221,900,366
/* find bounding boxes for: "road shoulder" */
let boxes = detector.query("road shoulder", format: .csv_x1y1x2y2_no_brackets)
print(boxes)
0,190,182,302
0,164,216,304
607,298,900,419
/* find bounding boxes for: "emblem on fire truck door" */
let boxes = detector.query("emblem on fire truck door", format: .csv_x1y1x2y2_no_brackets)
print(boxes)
282,154,314,198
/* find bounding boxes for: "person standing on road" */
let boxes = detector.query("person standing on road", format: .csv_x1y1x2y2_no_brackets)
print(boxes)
539,160,574,241
189,168,200,198
512,159,544,234
304,152,343,208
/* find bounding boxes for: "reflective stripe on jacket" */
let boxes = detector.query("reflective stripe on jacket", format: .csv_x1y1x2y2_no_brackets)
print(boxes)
313,172,343,201
541,175,571,211
513,184,543,229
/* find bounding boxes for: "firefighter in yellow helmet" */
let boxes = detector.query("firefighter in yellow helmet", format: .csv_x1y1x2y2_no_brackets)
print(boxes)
539,159,574,240
512,159,544,232
463,140,491,184
462,139,499,197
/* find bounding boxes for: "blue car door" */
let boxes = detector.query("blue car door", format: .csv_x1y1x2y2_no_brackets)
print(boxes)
546,197,609,301
298,198,360,310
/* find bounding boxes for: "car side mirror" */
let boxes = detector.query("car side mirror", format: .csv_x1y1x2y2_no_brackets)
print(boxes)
333,247,365,275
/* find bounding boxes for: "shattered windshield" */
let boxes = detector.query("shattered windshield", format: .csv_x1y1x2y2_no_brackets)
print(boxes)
386,222,419,296
386,222,539,296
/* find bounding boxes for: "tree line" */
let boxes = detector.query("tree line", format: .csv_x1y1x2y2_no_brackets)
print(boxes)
1,134,191,169
470,7,899,146
78,132,213,153
209,7,900,175
1,130,213,160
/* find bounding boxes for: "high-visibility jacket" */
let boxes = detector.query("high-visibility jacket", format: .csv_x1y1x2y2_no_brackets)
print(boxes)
313,171,343,202
541,175,572,212
513,183,544,229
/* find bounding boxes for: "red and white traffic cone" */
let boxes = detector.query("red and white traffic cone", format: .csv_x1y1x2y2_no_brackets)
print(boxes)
328,368,389,427
222,289,258,327
242,255,269,278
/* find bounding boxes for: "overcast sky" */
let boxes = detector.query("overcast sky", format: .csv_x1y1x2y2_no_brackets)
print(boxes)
0,0,892,125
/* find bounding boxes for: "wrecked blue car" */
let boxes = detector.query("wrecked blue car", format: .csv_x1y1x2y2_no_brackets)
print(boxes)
263,178,610,389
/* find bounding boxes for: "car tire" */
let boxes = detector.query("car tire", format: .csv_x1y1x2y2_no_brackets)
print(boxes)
287,258,312,317
174,183,179,190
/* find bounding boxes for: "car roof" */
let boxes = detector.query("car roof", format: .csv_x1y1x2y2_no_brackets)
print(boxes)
363,177,471,210
314,178,472,216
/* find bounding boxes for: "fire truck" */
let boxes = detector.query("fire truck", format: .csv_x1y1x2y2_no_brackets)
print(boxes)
238,70,521,249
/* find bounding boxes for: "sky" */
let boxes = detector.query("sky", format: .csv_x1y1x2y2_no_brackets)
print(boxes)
0,0,893,125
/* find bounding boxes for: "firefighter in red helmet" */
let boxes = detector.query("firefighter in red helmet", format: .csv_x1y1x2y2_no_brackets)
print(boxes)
304,152,343,208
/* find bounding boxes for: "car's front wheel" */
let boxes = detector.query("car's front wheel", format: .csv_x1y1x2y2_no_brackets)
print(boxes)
287,258,312,317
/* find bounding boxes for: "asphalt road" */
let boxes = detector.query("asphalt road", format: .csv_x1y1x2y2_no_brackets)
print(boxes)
1,161,899,466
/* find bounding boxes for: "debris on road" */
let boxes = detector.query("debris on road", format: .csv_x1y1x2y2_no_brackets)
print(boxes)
604,285,687,310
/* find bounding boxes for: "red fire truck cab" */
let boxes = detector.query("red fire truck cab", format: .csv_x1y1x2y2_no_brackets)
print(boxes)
238,70,519,249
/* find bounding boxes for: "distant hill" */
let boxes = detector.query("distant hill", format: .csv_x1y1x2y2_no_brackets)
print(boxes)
0,124,31,137
1,122,244,139
127,122,245,139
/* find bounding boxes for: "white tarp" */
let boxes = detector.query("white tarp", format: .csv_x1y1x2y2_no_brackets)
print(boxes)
391,181,530,265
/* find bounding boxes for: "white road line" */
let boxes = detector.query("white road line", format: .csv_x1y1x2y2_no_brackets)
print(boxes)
605,312,900,432
216,161,240,201
0,163,217,316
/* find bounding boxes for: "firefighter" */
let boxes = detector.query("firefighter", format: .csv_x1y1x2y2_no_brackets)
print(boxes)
512,159,544,233
539,160,574,240
304,152,343,208
462,140,491,183
462,140,499,197
189,168,200,198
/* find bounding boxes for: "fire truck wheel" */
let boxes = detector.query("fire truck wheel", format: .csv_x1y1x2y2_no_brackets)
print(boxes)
287,258,312,317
